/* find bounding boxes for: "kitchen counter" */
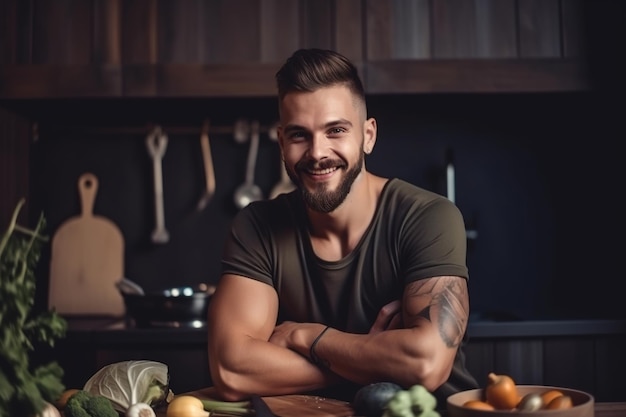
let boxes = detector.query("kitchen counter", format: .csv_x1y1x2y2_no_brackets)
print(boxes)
56,317,626,402
151,387,626,417
64,317,626,342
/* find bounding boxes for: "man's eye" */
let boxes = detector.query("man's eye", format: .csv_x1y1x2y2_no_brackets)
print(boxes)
289,131,306,140
328,127,346,135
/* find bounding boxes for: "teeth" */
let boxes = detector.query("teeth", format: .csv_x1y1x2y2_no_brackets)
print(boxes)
309,167,337,175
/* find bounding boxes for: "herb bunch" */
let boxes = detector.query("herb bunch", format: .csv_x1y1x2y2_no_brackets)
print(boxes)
0,199,67,417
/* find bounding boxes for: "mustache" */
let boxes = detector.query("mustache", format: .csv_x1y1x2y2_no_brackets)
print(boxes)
295,158,345,171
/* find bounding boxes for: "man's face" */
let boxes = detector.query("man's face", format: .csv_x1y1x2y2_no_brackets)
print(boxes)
278,85,371,213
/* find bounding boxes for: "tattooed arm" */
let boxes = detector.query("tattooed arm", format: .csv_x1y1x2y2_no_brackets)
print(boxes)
269,275,470,391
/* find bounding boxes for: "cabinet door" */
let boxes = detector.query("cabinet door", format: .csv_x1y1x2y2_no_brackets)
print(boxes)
364,0,583,60
121,0,362,65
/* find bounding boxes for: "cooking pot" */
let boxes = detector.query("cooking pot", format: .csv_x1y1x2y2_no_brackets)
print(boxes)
121,284,215,328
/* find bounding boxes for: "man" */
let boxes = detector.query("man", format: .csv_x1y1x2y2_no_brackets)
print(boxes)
207,48,478,406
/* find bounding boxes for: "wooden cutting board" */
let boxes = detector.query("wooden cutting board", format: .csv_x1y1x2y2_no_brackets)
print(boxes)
48,172,125,316
166,388,355,417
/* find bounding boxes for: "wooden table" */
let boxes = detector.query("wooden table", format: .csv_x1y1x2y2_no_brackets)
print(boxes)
154,388,626,416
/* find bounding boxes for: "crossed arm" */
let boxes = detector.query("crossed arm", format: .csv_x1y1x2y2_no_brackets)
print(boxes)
207,273,469,401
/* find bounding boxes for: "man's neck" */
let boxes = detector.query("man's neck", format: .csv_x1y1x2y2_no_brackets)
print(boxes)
306,173,386,261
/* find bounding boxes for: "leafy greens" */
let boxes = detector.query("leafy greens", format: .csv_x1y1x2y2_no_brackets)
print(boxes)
0,199,67,417
83,360,171,412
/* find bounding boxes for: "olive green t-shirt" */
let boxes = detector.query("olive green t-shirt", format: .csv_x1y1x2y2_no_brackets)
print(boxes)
221,178,478,403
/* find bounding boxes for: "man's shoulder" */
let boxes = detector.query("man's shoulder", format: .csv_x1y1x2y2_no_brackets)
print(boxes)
236,191,300,227
384,178,448,205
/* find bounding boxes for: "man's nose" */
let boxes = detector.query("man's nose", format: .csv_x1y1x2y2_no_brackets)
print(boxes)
307,134,328,160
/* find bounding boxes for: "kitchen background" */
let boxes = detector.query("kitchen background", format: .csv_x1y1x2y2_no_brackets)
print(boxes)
2,0,625,400
7,90,622,323
1,0,624,322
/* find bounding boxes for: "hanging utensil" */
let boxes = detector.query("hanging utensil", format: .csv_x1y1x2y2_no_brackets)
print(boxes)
233,117,250,144
146,126,170,244
196,120,216,211
233,120,263,209
268,121,296,199
270,163,296,199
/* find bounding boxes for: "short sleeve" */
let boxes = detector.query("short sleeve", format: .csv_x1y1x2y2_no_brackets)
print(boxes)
400,197,469,283
221,203,275,286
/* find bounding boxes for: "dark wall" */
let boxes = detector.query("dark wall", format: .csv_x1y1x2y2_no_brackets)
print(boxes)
25,91,623,321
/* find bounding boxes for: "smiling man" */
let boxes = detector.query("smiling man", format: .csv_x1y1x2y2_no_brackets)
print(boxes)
207,48,479,407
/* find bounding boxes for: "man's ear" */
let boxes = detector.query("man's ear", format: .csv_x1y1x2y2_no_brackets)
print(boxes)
363,118,377,155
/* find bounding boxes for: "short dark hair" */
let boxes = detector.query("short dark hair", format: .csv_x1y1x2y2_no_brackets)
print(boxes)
275,48,365,105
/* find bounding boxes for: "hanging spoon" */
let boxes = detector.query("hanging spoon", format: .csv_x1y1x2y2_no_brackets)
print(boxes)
233,120,263,209
146,126,169,244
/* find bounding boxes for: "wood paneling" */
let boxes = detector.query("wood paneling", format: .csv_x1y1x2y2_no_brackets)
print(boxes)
298,0,333,50
561,0,585,58
334,0,363,61
0,0,595,97
365,0,393,60
31,0,92,64
494,339,543,384
259,0,300,63
0,65,122,98
544,338,595,395
518,0,562,58
154,63,281,97
464,328,626,402
121,0,158,65
365,0,431,60
0,0,18,64
594,335,626,402
198,0,261,63
463,339,493,384
93,0,121,65
432,0,517,58
364,58,588,94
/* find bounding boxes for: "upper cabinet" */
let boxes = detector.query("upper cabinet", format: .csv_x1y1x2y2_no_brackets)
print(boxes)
0,0,593,97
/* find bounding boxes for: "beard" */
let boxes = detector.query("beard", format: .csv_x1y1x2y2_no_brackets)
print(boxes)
286,150,364,213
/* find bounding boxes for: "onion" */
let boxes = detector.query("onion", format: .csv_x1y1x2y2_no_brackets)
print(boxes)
166,396,209,417
126,402,157,417
36,402,61,417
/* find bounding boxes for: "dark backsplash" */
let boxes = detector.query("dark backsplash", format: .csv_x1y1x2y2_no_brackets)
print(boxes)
26,91,623,321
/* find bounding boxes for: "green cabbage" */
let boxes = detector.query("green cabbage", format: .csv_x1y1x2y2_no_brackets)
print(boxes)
82,360,170,413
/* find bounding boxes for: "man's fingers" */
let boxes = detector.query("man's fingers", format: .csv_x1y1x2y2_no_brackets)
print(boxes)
387,311,403,330
369,300,402,334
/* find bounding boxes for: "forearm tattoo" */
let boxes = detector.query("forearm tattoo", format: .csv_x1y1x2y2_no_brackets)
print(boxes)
405,277,469,348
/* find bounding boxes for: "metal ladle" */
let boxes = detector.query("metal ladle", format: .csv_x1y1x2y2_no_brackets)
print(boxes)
268,121,296,199
233,120,263,209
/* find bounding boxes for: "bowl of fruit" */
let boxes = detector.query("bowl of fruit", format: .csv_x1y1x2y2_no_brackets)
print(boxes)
447,373,594,417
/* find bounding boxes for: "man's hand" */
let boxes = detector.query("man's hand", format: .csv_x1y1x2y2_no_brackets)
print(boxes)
269,320,299,349
369,300,403,334
271,299,403,351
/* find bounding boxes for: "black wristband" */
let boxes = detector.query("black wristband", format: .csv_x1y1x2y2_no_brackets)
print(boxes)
309,325,331,369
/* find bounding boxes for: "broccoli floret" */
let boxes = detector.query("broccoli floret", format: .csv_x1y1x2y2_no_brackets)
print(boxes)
65,390,117,417
383,385,441,417
65,391,91,417
84,395,117,417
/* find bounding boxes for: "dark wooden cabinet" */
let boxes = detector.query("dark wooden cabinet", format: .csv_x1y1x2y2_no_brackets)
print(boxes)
0,0,595,97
